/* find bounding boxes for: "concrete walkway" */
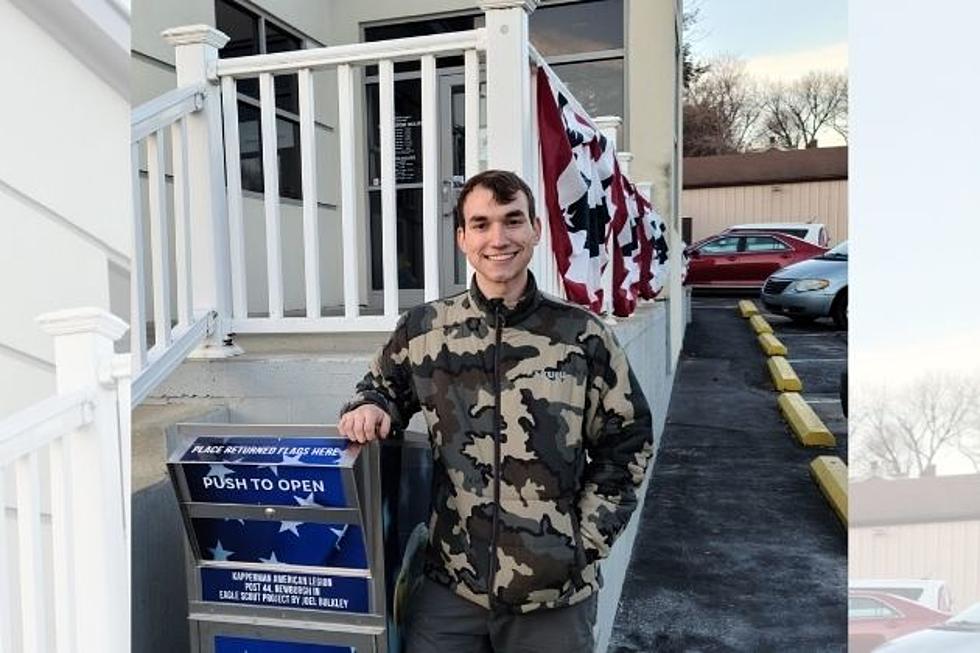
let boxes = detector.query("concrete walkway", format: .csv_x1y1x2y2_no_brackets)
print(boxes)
608,296,847,652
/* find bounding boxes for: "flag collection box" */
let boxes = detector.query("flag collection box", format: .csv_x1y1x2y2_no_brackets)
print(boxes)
168,424,391,653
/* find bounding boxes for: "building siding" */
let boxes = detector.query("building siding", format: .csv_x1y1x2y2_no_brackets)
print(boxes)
682,179,848,245
850,520,980,611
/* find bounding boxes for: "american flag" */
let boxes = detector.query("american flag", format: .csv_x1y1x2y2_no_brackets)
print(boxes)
536,68,670,317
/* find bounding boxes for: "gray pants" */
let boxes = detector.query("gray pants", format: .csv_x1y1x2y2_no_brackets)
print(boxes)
405,579,598,653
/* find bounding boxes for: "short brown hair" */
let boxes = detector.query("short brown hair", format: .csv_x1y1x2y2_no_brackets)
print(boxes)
455,169,536,230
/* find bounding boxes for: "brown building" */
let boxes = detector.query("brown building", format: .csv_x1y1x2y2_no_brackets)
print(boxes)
682,146,848,245
850,474,980,611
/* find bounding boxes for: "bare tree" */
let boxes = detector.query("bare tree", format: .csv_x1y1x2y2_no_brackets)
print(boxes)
761,71,848,149
681,3,708,89
684,57,762,156
852,373,980,478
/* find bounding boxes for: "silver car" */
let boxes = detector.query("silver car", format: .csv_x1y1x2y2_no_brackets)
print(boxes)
760,240,848,328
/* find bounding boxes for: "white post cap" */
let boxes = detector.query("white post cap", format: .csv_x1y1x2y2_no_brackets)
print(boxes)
479,0,540,12
161,25,230,49
37,307,129,341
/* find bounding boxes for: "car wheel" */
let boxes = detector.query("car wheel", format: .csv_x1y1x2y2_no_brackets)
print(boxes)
831,289,848,330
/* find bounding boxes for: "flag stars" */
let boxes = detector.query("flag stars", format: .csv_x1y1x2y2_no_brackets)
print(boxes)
209,540,234,561
206,464,236,480
279,521,302,537
294,492,317,507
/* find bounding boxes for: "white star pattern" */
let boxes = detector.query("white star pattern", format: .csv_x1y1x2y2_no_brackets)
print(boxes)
209,540,234,561
256,461,280,476
205,464,235,480
294,492,317,507
222,517,246,526
279,521,302,536
259,551,279,564
330,524,349,549
282,452,304,466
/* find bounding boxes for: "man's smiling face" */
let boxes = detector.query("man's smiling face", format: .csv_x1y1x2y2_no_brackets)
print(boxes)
457,185,541,302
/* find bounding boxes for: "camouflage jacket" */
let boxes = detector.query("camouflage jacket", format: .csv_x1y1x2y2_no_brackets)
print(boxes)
345,273,653,613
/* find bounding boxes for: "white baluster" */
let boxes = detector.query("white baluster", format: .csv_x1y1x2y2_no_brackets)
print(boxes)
130,141,147,370
0,465,10,653
49,435,77,653
147,129,172,351
337,64,360,319
221,75,248,319
259,72,284,319
421,54,440,302
298,68,321,319
379,60,399,318
15,451,45,653
172,117,194,329
463,48,481,284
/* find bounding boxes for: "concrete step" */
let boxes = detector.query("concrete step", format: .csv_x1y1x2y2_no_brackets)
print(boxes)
132,401,229,493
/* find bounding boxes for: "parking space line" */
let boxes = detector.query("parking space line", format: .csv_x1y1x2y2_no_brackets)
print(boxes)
787,358,847,363
775,333,846,338
802,398,842,405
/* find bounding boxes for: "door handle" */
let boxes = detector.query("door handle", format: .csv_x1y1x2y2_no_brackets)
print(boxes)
726,256,737,261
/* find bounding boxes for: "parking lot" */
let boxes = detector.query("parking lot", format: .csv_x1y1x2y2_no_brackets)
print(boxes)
609,293,847,652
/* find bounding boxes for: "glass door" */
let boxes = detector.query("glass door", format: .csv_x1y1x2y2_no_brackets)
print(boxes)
365,70,481,310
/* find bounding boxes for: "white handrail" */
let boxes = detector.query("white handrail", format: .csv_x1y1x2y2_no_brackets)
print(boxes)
131,311,214,407
131,82,206,142
215,29,485,78
0,390,94,464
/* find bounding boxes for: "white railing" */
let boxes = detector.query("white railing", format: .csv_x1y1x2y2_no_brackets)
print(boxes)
215,30,486,334
0,308,129,653
130,3,654,401
131,83,217,405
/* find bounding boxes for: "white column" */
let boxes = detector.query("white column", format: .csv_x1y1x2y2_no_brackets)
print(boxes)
479,1,538,179
593,115,622,151
162,25,242,357
36,308,130,653
616,151,633,177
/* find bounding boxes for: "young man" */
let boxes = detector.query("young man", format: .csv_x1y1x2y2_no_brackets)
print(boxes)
338,170,653,652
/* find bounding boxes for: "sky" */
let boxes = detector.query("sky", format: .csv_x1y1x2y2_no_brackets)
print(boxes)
687,0,847,146
850,1,980,389
688,0,848,81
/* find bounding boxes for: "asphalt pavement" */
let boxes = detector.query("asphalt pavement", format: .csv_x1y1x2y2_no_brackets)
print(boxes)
608,294,847,652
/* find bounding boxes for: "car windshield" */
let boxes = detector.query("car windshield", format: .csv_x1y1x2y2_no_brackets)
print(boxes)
818,241,848,260
948,603,980,626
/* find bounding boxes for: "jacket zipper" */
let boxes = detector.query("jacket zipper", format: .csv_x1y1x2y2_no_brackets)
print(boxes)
487,304,504,608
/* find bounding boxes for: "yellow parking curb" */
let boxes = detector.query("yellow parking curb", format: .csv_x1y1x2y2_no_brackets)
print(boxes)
778,392,836,447
810,456,847,527
749,314,773,334
738,300,759,317
758,333,787,356
767,356,802,391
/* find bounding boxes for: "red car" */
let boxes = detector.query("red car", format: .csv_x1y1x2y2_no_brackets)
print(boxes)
849,590,952,653
684,231,826,287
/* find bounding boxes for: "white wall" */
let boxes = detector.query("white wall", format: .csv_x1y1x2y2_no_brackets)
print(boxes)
0,0,129,417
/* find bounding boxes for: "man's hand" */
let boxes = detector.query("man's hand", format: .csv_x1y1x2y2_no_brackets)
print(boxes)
338,404,392,443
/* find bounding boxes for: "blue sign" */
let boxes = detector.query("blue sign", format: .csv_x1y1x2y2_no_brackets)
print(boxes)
202,568,370,614
182,462,348,508
215,637,351,653
180,437,351,466
193,518,368,568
